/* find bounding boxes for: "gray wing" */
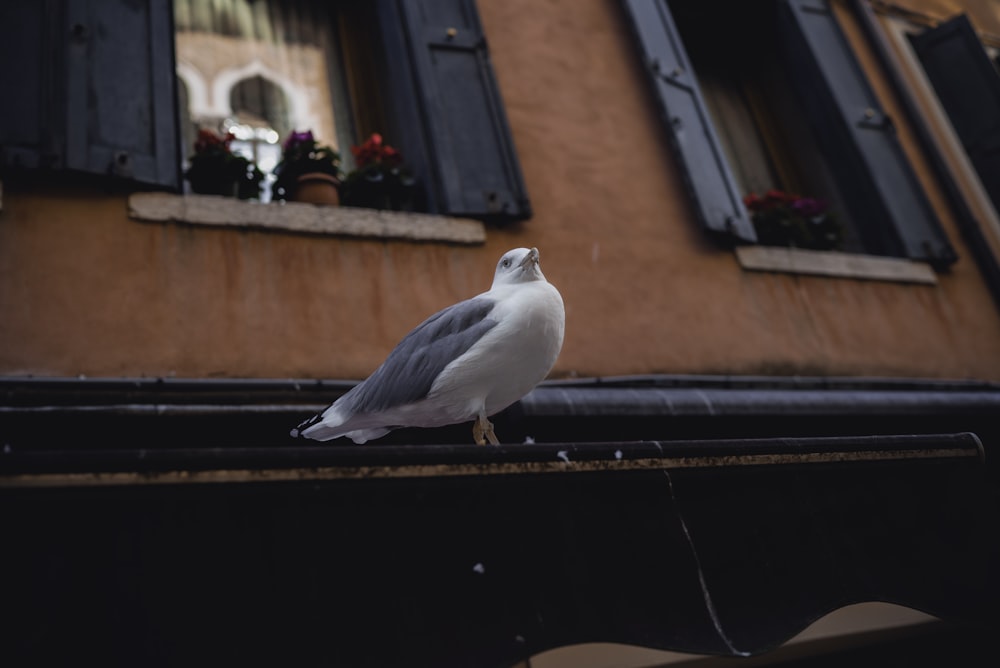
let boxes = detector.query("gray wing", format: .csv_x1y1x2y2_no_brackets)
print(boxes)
339,296,498,415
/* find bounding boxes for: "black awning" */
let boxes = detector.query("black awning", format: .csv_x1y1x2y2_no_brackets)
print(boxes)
1,433,995,667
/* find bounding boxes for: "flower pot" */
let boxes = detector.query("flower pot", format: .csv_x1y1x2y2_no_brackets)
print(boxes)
186,168,239,197
342,171,417,211
185,157,262,200
292,172,341,206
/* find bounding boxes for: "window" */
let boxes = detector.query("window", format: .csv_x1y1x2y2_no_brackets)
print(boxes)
620,0,957,267
0,0,531,222
669,1,865,253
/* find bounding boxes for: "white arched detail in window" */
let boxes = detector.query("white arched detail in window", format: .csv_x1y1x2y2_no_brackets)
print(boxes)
175,61,210,119
213,60,324,146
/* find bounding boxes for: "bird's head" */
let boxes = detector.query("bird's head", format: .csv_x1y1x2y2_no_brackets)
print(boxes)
491,247,546,288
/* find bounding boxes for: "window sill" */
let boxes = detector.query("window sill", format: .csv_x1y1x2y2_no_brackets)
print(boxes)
735,246,937,285
128,193,486,245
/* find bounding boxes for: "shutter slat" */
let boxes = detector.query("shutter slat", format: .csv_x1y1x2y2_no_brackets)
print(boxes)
620,0,757,243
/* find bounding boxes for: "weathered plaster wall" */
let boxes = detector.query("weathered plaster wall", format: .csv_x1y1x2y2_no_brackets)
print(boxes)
2,0,1000,380
0,187,505,379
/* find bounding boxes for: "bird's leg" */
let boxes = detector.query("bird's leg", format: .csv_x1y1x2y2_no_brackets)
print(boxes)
473,412,500,446
484,419,499,446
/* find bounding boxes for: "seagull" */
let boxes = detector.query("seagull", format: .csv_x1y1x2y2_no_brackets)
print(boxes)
291,247,565,445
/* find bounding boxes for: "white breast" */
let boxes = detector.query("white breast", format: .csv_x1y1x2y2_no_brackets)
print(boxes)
429,280,565,419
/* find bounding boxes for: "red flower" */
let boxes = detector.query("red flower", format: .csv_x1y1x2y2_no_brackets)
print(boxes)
193,129,234,156
352,133,403,169
744,189,806,212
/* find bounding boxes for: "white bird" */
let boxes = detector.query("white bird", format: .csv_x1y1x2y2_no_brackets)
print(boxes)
291,247,565,445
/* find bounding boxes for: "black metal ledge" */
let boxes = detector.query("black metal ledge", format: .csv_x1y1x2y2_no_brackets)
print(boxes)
1,432,996,667
0,433,985,487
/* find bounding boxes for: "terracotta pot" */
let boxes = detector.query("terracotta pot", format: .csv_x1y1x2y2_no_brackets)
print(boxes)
293,172,341,206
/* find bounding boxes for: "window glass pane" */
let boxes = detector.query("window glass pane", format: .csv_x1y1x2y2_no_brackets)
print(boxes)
173,0,354,201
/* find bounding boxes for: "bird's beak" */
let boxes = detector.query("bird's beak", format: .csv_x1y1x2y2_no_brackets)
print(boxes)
520,247,539,269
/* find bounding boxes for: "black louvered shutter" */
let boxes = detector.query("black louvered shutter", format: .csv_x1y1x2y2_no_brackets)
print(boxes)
619,0,757,243
779,0,955,266
910,15,1000,221
0,0,180,188
393,0,530,221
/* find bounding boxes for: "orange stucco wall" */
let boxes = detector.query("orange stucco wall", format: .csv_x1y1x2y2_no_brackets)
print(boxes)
2,0,1000,381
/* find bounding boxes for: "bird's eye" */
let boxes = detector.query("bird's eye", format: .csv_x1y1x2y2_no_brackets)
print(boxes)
501,258,511,269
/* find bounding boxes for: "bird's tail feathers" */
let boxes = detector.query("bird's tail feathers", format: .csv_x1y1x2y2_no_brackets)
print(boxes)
289,412,326,439
290,405,360,442
290,410,396,444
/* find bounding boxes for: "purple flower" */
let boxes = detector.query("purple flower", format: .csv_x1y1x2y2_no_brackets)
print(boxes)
283,130,314,153
791,197,829,218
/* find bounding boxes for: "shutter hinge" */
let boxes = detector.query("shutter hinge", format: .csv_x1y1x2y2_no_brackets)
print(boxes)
651,59,691,90
858,107,891,130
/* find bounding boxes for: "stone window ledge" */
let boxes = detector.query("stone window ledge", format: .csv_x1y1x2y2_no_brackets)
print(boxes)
736,245,937,285
128,193,486,245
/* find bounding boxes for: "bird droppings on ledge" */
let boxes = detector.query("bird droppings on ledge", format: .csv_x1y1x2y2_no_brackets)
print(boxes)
556,450,570,463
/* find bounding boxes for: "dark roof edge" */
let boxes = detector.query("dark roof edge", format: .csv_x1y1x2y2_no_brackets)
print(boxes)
521,385,1000,417
2,373,998,393
2,374,1000,417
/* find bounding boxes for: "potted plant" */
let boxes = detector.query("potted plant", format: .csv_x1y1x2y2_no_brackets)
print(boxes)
184,128,263,200
341,133,417,211
272,130,343,205
743,190,843,251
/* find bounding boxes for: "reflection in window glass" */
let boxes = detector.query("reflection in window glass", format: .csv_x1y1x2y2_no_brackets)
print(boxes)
173,0,354,201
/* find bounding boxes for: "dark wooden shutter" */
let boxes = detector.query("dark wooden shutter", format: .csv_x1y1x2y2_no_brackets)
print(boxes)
65,0,180,187
779,0,956,265
619,0,757,243
392,0,530,221
910,15,1000,221
0,0,180,189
